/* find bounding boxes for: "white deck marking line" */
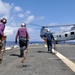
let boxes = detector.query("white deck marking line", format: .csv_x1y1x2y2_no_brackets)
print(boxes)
52,49,75,72
48,58,75,60
29,45,75,72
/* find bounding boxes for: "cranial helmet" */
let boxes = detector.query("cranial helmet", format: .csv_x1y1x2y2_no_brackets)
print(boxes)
46,28,50,32
21,22,26,27
47,29,50,31
1,18,7,24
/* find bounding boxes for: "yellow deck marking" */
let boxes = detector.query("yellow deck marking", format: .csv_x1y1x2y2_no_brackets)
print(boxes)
52,49,75,72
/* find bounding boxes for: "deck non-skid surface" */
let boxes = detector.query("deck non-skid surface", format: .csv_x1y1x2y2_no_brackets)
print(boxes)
0,44,75,75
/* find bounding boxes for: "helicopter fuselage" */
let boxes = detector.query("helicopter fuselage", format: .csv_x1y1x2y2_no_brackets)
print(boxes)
53,30,75,41
40,27,75,43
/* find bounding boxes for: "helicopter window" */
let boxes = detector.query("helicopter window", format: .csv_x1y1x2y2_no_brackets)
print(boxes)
57,35,58,37
71,32,74,35
65,34,67,37
59,35,61,37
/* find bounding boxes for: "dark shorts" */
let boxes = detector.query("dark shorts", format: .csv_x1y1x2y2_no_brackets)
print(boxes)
19,37,28,51
19,38,27,47
47,40,52,46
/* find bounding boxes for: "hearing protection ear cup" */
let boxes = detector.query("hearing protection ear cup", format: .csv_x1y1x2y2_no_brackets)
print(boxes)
1,18,7,24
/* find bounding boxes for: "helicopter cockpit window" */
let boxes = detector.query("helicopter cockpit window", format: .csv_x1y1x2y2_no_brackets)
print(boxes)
65,34,67,37
59,35,61,37
71,32,74,35
71,27,75,30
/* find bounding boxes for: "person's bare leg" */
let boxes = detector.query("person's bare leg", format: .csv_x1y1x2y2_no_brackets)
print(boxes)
52,44,57,55
0,43,3,64
21,49,28,63
0,50,3,64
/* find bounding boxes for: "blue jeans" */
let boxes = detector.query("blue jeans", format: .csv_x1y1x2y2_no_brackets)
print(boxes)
47,40,52,52
19,37,27,57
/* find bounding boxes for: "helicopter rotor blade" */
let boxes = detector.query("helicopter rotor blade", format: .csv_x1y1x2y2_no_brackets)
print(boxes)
28,23,42,27
27,23,75,28
44,24,75,28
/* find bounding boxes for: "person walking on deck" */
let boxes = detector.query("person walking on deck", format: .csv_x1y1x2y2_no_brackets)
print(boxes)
0,18,7,63
44,32,55,53
15,22,30,60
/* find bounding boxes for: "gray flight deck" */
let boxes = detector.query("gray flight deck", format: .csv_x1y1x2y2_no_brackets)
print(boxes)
0,44,75,75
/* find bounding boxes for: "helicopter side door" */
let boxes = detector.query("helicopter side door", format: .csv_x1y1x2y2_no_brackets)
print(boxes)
70,30,75,40
53,31,71,41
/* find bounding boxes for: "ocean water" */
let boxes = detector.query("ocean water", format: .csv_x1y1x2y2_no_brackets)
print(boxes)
5,41,75,47
6,41,44,47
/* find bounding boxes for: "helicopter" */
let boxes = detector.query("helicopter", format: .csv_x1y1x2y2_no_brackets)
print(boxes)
28,23,75,44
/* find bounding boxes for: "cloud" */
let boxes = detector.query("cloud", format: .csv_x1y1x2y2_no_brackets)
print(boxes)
28,28,36,33
0,0,11,19
60,26,72,32
14,6,22,12
36,16,44,20
4,26,18,36
0,0,11,14
25,15,35,23
25,10,31,16
0,0,41,41
18,10,31,18
18,13,24,18
27,28,42,41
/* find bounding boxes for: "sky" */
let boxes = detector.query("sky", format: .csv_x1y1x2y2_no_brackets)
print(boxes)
0,0,75,41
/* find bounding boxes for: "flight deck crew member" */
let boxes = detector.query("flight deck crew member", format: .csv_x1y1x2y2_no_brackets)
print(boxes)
15,22,30,57
0,18,7,63
44,33,54,53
